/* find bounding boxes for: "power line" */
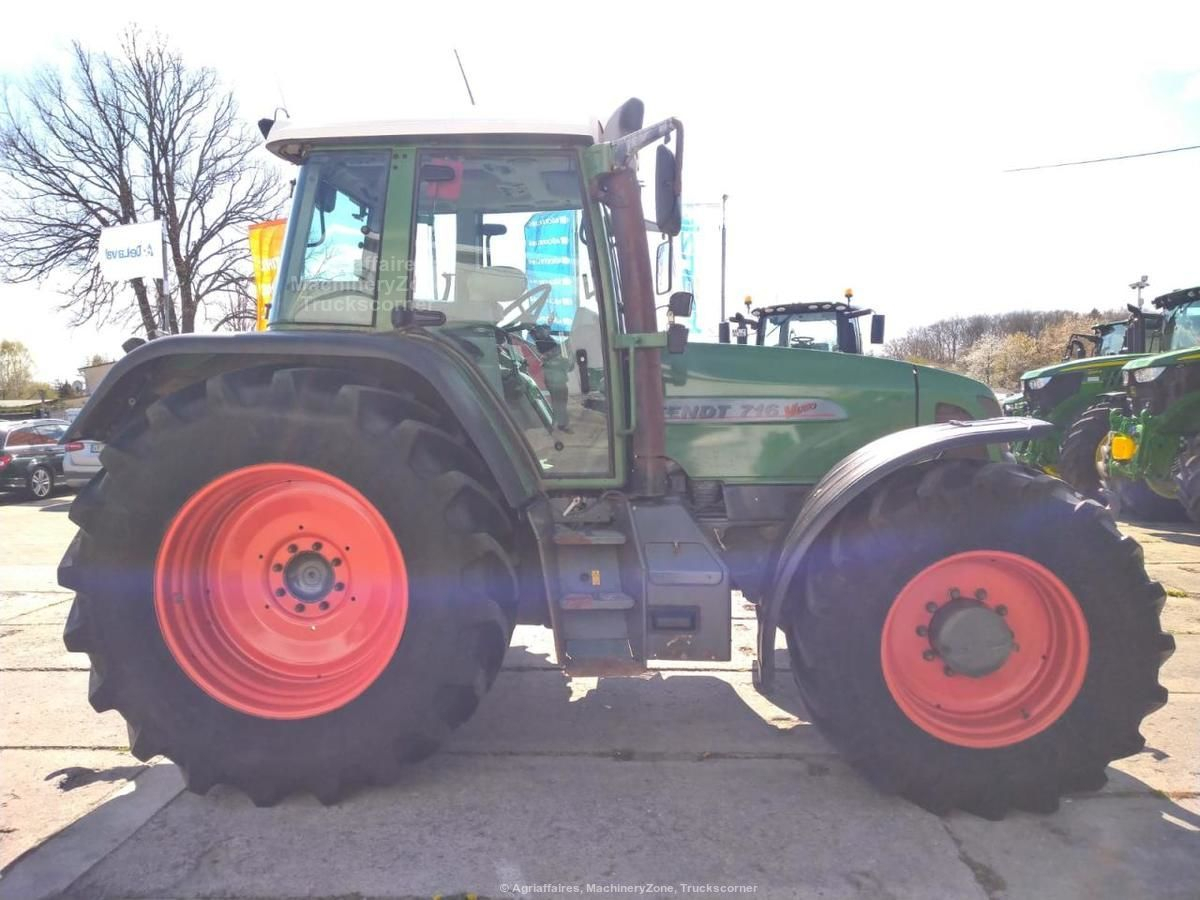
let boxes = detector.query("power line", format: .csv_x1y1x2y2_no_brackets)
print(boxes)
1004,143,1200,173
453,49,476,107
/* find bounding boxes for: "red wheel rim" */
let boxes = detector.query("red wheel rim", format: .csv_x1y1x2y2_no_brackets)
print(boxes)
155,464,408,719
880,551,1089,748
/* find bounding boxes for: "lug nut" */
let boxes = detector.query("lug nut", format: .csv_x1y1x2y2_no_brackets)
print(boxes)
272,563,283,573
335,582,345,591
294,603,305,613
975,589,988,602
949,587,961,600
916,625,928,637
331,558,342,567
287,544,298,554
922,649,937,661
943,665,955,677
995,605,1008,616
925,602,938,613
319,601,330,611
275,588,286,597
312,541,323,551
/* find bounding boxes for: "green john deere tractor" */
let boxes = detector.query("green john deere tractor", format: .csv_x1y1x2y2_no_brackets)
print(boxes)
717,290,886,353
1009,305,1164,498
1104,286,1200,520
59,99,1171,817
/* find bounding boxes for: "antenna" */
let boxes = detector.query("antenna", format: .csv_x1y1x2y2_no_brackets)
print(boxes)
453,49,476,107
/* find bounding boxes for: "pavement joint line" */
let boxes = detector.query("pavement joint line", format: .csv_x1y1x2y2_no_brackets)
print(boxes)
941,820,1006,900
0,667,89,672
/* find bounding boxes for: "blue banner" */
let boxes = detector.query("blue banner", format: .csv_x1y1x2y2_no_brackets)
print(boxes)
524,211,577,331
678,212,702,334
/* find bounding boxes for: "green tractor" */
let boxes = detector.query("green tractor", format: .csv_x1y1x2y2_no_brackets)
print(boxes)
1104,286,1200,520
59,100,1171,817
1009,306,1164,498
717,290,885,353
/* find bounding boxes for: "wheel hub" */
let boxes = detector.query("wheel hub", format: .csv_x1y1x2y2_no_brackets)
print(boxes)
284,551,335,603
928,598,1014,677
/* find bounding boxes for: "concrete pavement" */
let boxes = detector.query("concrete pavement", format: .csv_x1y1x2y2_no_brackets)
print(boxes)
1,493,1198,899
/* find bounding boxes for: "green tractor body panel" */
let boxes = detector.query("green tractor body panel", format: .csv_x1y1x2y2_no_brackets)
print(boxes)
1109,345,1200,485
1105,287,1200,488
663,343,995,482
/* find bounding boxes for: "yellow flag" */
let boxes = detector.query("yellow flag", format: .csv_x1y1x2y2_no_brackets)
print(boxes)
248,219,287,331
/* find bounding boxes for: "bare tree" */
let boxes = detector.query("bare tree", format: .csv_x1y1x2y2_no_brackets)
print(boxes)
0,30,286,336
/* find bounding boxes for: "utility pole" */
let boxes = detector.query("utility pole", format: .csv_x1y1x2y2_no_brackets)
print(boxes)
720,194,728,321
1129,275,1149,308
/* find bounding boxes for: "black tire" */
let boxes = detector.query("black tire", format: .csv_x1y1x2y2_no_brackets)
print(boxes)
786,460,1172,818
59,366,518,806
26,465,54,500
1173,435,1200,524
1107,475,1184,522
1058,402,1115,499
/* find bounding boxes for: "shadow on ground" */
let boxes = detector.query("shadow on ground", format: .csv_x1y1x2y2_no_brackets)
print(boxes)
9,643,1198,899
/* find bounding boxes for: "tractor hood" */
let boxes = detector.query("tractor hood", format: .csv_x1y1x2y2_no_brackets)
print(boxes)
661,343,995,483
1021,353,1145,382
1122,346,1200,373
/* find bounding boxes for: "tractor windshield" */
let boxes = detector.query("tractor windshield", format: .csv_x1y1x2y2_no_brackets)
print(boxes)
760,312,845,352
1097,323,1127,355
1163,299,1200,351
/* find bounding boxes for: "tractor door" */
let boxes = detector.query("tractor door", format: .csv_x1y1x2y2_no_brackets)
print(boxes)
409,149,618,481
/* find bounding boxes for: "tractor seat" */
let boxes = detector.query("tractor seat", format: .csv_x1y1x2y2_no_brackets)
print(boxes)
450,264,527,325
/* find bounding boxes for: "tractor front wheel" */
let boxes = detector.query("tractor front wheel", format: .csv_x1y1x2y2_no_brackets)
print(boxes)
1057,401,1115,499
1173,435,1200,524
60,367,518,805
787,460,1172,818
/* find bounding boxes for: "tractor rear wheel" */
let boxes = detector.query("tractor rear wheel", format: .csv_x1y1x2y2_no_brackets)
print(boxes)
60,367,518,805
1173,435,1200,524
1057,401,1115,499
787,460,1172,818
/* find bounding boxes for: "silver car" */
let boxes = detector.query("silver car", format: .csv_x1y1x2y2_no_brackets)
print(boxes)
63,435,103,488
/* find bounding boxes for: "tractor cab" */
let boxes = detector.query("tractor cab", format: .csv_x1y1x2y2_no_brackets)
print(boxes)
718,292,885,353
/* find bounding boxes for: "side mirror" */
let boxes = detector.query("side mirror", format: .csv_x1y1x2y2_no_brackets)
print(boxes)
870,314,886,345
655,239,673,294
667,322,689,354
718,322,731,343
668,291,694,318
655,145,681,236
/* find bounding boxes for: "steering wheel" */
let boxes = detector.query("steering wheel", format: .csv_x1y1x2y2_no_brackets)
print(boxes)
790,335,816,347
498,283,553,330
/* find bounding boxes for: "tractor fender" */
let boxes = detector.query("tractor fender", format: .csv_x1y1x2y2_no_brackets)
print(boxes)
754,416,1054,690
66,331,543,508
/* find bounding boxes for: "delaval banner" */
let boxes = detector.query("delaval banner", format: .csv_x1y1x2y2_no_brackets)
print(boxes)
524,211,577,331
98,220,166,283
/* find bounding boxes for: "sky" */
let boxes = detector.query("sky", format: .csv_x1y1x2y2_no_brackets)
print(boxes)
0,0,1197,380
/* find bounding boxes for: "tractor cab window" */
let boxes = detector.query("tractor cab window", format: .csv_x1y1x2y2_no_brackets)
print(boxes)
761,312,844,352
275,150,391,327
1097,324,1127,355
411,151,611,478
1164,300,1200,350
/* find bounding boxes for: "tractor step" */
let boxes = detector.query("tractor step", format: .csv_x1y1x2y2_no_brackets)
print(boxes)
560,592,635,610
563,638,643,676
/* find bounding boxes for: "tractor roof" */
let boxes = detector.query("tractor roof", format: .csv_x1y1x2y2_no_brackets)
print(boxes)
754,301,862,317
264,116,596,162
1152,285,1200,311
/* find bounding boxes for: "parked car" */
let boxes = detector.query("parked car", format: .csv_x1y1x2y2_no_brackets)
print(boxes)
63,435,104,488
0,419,70,499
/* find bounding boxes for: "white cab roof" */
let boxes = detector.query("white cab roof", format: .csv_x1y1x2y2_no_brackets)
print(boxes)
265,116,597,161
